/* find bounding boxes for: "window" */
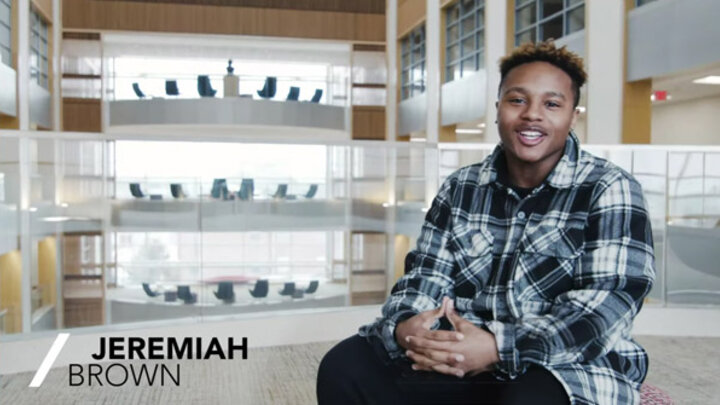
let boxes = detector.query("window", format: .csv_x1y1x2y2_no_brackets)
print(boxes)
30,7,49,88
445,0,485,82
400,24,426,100
636,0,659,6
0,0,11,67
515,0,584,46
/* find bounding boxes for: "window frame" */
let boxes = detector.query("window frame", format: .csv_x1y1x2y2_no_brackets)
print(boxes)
514,0,585,46
445,0,485,83
30,6,49,89
0,0,11,67
400,24,426,100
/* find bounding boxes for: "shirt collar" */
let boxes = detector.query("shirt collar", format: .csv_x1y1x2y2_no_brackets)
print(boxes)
479,131,581,190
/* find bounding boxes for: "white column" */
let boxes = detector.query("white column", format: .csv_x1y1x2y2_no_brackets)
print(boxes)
425,0,440,204
17,0,32,333
52,0,62,131
585,0,624,144
484,0,506,144
385,0,399,290
17,0,30,130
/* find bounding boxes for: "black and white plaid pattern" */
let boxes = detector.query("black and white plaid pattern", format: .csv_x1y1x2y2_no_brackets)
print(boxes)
359,133,656,405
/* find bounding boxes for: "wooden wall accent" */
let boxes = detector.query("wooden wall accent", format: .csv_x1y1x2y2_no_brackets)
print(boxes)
352,106,386,140
38,237,57,308
393,234,411,282
62,98,102,133
506,0,515,53
622,79,652,144
95,0,386,14
0,250,23,334
63,0,386,42
32,0,53,23
621,0,650,144
398,0,426,38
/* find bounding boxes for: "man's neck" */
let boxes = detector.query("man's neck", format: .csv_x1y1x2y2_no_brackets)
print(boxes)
504,152,563,189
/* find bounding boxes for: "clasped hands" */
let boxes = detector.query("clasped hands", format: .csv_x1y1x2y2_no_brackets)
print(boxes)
395,297,500,378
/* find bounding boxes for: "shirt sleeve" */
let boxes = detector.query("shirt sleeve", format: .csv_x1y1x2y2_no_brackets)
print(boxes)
375,175,459,359
487,172,656,378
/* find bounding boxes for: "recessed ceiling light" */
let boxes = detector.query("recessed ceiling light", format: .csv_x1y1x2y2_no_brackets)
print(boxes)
477,123,486,128
693,75,720,85
455,129,483,134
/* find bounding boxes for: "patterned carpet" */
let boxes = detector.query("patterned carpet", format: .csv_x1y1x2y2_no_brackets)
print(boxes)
0,336,717,404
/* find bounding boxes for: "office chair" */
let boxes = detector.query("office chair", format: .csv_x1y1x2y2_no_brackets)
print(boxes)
257,77,277,99
142,283,160,297
305,280,319,295
213,281,235,303
197,75,217,97
278,282,295,297
237,178,254,201
166,80,180,96
132,83,146,99
304,184,318,199
309,89,323,103
177,285,197,304
170,183,186,199
286,86,300,101
211,178,229,200
272,184,288,200
129,183,145,198
248,279,269,298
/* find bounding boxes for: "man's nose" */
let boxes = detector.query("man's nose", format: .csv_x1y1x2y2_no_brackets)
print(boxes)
520,101,543,121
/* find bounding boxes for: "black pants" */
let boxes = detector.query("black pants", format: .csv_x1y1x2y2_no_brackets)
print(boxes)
317,334,569,405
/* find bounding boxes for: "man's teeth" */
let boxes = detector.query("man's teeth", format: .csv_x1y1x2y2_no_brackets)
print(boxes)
520,131,543,138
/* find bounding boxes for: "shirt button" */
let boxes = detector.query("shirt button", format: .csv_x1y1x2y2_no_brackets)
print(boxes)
517,211,526,220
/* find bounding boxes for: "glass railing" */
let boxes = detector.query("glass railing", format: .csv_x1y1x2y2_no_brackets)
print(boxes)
1,129,720,338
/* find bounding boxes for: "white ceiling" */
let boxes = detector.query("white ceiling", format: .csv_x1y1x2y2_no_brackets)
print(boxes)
652,61,720,104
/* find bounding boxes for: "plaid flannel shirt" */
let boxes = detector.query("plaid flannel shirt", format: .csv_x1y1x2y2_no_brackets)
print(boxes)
359,133,656,405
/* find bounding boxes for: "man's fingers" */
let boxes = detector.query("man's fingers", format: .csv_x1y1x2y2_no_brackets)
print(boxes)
423,329,464,342
406,350,441,369
431,363,465,378
406,335,453,352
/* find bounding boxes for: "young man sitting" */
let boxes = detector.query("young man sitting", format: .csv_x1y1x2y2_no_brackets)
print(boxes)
317,40,655,405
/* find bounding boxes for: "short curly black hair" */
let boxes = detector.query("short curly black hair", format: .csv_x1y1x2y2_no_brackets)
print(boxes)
498,40,587,107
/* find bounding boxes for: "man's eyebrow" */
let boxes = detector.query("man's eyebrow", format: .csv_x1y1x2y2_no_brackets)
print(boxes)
503,87,567,100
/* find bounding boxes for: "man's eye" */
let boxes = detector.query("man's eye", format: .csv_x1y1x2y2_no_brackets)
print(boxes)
546,101,560,108
509,98,524,104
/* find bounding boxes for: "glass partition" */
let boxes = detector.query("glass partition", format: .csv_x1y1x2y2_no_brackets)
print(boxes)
2,129,720,337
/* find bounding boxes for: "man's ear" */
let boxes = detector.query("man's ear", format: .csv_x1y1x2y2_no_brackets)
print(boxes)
570,107,579,130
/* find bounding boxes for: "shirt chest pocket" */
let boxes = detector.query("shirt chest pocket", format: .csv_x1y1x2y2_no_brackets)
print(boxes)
515,226,584,302
448,225,495,286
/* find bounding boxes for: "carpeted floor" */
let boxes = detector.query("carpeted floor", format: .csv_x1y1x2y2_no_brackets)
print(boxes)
0,336,718,404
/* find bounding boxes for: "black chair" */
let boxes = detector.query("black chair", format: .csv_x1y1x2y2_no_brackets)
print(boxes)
132,83,146,99
272,184,288,199
142,283,160,297
305,184,318,199
213,281,235,303
197,75,217,97
257,77,277,99
309,89,323,103
177,285,197,304
248,279,269,298
130,183,145,198
170,183,186,199
211,178,229,200
166,80,179,96
278,282,295,297
305,280,319,294
286,86,300,101
237,178,254,201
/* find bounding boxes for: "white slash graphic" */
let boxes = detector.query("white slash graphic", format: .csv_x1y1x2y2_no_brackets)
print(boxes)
28,333,70,388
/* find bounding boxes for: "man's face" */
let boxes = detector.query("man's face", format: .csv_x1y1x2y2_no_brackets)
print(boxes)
496,61,578,170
